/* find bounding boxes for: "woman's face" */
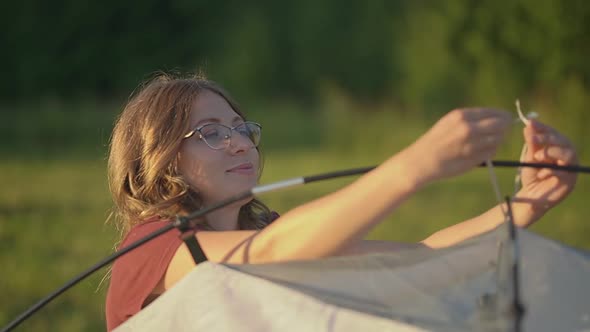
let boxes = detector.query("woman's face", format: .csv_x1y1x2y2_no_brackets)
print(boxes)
178,90,260,206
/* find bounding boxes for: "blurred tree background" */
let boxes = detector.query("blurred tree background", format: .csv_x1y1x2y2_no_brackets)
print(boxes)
1,0,589,331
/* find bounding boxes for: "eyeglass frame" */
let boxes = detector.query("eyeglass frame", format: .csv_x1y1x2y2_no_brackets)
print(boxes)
183,121,262,150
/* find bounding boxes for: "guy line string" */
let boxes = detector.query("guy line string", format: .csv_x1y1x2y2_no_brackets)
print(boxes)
485,99,537,216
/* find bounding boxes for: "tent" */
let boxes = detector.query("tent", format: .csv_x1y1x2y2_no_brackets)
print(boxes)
115,226,590,332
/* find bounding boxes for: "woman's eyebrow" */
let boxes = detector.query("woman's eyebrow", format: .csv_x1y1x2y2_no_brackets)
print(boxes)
231,116,244,125
194,118,220,127
193,116,244,128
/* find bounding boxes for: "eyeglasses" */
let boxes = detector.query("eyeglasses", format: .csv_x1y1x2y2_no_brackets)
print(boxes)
183,121,262,150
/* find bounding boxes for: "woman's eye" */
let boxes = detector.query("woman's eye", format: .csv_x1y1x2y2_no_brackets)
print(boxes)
236,127,250,136
202,130,220,138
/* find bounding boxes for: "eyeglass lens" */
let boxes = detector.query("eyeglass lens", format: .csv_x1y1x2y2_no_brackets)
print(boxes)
199,122,261,149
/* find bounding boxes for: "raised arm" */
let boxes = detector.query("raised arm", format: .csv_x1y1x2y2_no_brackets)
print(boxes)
196,108,511,256
162,108,512,289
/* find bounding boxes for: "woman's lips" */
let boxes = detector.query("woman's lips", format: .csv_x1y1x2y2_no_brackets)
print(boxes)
226,162,255,174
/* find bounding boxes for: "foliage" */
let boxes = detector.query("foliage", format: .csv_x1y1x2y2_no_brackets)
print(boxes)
1,0,588,112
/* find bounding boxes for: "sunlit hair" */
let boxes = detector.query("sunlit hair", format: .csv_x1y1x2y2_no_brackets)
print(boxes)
108,72,273,236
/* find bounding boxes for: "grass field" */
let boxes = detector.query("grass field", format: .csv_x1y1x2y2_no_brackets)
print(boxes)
1,100,588,331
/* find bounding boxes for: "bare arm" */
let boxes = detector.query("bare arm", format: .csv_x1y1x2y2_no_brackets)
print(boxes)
339,239,426,255
161,151,423,289
161,108,513,290
420,201,531,248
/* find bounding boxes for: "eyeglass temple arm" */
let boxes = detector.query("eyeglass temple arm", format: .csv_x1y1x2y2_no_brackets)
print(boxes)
183,129,197,139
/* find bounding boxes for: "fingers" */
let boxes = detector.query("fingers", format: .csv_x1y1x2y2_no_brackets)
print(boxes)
450,108,511,138
458,107,511,122
477,134,504,149
519,120,578,189
528,144,578,183
524,125,572,148
522,120,578,164
474,117,512,136
536,167,553,180
471,113,511,151
533,133,570,147
529,119,554,132
461,136,501,161
533,146,577,164
444,108,511,158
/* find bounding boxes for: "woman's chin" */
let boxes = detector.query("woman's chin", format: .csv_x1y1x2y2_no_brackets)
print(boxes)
224,172,258,187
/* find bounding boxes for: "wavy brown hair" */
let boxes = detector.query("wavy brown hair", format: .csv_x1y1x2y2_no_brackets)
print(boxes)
108,73,273,236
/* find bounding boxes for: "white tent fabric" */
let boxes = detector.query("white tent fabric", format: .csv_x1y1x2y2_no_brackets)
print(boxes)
115,227,590,332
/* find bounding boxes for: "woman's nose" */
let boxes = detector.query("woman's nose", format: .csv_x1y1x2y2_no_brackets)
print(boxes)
227,131,254,154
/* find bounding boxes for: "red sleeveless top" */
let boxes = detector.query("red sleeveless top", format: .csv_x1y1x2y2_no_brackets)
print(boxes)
105,219,184,331
105,212,279,330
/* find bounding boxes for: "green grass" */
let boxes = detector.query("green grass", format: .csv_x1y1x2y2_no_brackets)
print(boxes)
1,100,589,331
0,159,113,331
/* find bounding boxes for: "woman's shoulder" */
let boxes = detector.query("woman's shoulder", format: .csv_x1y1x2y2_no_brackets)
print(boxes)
119,216,177,247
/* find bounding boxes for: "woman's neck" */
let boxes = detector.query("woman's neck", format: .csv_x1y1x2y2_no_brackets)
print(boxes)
205,204,241,231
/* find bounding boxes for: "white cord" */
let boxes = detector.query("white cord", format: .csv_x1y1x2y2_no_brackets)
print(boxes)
485,159,507,214
486,100,539,216
515,99,530,126
513,144,528,194
513,99,539,194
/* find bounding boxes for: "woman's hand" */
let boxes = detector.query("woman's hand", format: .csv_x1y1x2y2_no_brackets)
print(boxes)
515,120,578,226
406,108,512,183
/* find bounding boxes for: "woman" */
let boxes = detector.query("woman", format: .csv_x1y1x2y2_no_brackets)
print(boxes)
105,73,577,330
